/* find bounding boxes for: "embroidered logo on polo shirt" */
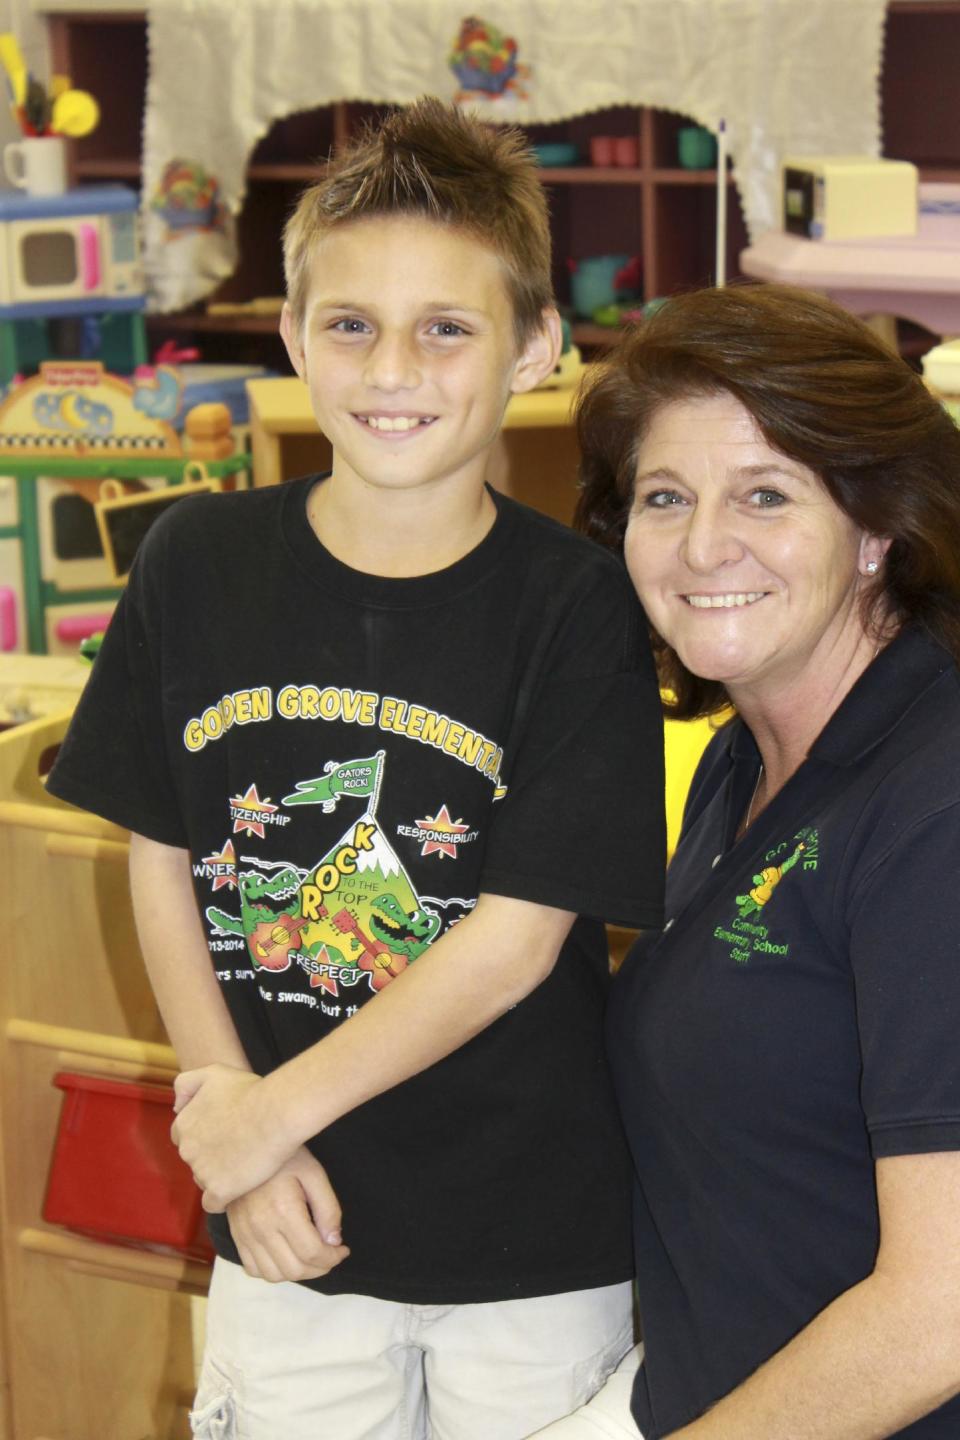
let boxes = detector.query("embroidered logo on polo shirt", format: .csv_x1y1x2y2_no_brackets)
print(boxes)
396,805,480,859
714,826,819,965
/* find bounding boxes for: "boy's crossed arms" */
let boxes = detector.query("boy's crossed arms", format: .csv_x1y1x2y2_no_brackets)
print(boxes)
134,831,574,1283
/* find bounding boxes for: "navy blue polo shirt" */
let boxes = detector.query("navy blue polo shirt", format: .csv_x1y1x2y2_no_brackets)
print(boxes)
608,626,960,1438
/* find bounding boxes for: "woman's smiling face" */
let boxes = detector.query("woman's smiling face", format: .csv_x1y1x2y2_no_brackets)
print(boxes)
623,392,876,703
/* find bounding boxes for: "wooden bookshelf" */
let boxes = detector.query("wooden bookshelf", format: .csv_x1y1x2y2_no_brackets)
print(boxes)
40,3,960,365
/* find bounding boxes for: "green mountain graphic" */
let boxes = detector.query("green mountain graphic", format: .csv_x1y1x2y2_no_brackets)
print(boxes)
296,813,438,995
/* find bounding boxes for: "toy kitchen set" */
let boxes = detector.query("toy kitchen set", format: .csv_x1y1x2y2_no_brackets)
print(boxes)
0,184,249,664
0,184,145,376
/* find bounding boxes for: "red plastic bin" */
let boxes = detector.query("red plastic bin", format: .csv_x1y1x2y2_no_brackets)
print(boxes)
43,1071,214,1262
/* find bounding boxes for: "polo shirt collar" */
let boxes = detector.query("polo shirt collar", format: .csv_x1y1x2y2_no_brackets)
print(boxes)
811,625,952,767
727,625,953,771
665,626,956,927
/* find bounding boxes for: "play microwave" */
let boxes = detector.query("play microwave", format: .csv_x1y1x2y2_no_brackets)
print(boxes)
0,185,143,312
782,157,917,242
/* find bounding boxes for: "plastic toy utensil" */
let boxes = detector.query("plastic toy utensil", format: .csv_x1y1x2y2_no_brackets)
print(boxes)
51,88,99,138
24,76,49,134
0,34,26,106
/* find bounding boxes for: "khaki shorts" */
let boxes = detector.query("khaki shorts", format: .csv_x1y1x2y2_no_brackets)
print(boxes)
191,1258,634,1440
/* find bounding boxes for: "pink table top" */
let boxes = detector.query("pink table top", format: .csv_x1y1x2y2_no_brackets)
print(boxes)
739,184,960,334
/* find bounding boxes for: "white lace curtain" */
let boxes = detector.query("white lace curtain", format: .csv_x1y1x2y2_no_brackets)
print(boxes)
142,0,888,312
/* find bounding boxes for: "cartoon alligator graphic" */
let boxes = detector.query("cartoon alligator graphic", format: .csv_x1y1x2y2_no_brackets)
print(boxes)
207,872,439,986
322,894,441,991
736,842,806,918
370,893,440,961
206,866,339,973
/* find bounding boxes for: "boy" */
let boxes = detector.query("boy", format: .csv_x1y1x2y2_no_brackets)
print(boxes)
48,99,664,1440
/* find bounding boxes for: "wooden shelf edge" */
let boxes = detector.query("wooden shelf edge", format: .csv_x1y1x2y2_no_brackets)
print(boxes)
6,1017,176,1072
146,311,282,335
53,1048,174,1084
570,322,621,348
45,832,129,864
19,1227,210,1294
74,159,141,180
171,162,728,188
217,158,735,189
248,163,326,182
0,798,127,842
652,168,735,184
538,166,643,185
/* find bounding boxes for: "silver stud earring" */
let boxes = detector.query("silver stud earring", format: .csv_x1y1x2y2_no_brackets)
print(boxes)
865,560,879,575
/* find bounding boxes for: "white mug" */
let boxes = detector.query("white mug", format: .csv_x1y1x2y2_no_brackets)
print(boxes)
4,136,67,197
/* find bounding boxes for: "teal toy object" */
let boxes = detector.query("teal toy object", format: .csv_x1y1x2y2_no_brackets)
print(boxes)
568,254,641,319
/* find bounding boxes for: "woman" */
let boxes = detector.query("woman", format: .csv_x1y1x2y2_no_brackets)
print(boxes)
548,284,960,1439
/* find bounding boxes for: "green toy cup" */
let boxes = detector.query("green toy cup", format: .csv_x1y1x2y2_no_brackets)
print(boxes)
677,126,717,170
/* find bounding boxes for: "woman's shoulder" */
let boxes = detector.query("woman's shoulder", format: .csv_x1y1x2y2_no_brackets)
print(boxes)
864,638,960,799
837,649,960,887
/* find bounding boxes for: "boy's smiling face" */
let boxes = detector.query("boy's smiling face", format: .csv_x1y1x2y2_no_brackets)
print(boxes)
281,216,558,500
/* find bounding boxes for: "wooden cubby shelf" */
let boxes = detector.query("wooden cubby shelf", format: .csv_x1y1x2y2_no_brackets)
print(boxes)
0,709,202,1438
48,2,959,366
19,1227,211,1297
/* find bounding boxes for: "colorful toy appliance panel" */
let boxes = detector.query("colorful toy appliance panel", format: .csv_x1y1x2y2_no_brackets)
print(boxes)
0,361,245,655
782,157,918,242
0,363,178,654
0,184,142,315
0,360,180,458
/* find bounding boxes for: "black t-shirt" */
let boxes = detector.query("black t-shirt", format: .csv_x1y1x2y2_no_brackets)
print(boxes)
48,476,665,1304
608,626,960,1437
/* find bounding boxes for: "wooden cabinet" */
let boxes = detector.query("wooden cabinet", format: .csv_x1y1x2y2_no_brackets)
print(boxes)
0,712,205,1440
881,1,960,181
41,3,960,365
526,105,748,349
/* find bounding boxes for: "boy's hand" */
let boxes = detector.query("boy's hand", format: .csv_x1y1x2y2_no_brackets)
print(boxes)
227,1148,351,1283
172,1063,294,1210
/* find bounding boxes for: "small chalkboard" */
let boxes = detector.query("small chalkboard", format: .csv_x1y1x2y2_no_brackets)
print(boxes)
94,464,222,583
52,491,105,561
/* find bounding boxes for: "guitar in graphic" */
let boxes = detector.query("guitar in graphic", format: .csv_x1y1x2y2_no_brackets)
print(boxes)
330,907,406,990
249,913,313,971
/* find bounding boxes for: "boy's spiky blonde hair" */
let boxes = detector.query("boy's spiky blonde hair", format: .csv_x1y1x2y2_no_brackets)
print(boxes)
283,97,554,347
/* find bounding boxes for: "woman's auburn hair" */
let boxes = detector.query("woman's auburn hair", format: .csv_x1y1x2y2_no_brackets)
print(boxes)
574,283,960,719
